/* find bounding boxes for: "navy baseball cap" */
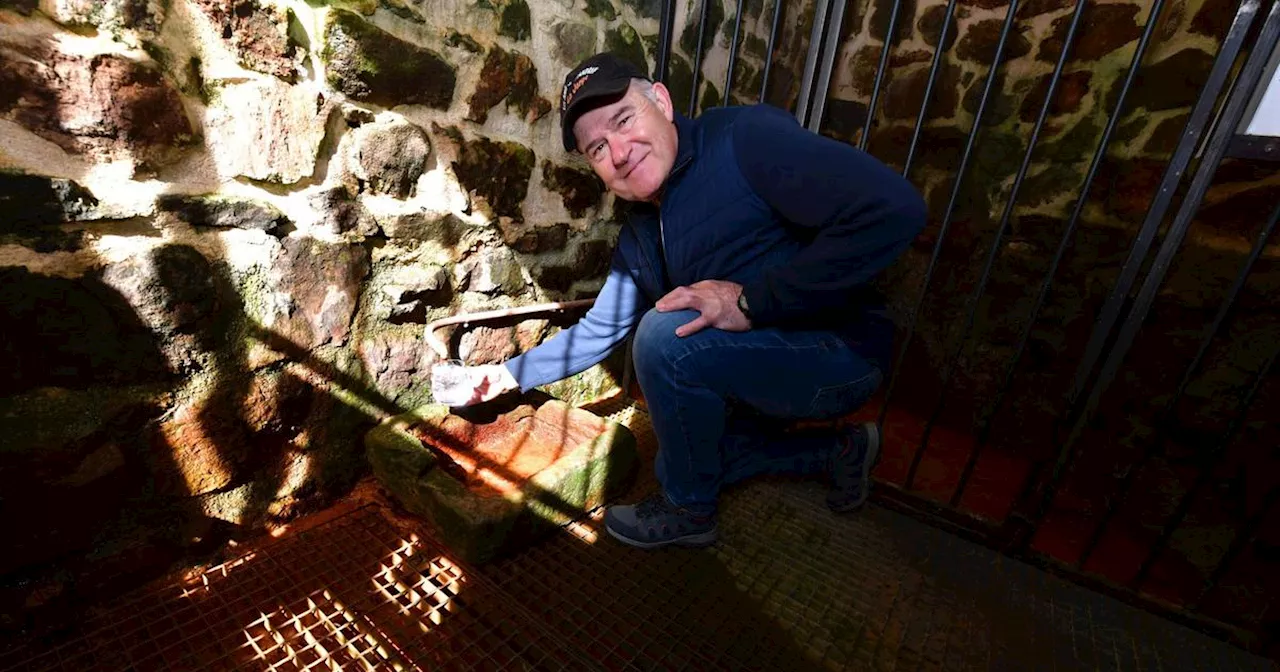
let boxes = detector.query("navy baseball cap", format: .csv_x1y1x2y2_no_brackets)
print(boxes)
559,52,651,152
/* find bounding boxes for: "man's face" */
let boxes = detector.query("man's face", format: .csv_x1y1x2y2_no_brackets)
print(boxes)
572,81,678,203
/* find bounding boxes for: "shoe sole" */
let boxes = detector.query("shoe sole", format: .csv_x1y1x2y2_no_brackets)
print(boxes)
830,421,881,513
605,524,718,550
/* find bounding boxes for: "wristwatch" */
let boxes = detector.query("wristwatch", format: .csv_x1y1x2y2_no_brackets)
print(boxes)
737,291,752,320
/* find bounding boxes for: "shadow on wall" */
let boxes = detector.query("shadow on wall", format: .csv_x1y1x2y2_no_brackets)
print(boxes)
0,219,637,639
0,230,383,636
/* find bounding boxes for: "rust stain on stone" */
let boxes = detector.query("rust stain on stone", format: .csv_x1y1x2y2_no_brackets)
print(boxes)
410,401,606,498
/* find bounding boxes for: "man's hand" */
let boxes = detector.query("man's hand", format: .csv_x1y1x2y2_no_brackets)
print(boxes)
655,280,752,337
470,364,520,403
431,363,519,406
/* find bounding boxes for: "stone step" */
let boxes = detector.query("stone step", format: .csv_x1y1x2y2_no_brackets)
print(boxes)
365,393,638,564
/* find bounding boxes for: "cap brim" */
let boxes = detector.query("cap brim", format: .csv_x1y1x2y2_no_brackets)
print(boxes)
561,79,633,152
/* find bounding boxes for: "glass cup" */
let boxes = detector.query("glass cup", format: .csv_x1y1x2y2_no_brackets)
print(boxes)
430,359,476,407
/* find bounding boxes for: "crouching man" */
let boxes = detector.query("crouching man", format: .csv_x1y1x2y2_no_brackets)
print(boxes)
440,53,927,549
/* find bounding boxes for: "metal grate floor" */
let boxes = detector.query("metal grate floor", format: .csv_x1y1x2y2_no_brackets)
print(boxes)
1,400,1272,671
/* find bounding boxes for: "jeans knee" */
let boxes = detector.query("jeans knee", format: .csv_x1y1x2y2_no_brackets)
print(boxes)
632,308,693,377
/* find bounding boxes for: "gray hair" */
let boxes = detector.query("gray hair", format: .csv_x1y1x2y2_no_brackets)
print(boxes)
631,78,660,105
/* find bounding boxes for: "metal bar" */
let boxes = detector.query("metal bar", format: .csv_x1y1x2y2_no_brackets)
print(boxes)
656,0,678,83
861,0,903,150
1026,0,1279,531
1063,0,1266,413
902,0,958,177
807,0,848,132
760,0,785,104
1189,486,1280,612
890,0,1022,472
1078,200,1280,565
725,0,747,106
874,0,961,429
689,0,714,117
1132,338,1279,589
913,0,1088,501
954,0,1166,509
795,0,832,124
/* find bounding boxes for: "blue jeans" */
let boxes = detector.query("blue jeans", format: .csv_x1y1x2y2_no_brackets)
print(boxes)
631,308,883,516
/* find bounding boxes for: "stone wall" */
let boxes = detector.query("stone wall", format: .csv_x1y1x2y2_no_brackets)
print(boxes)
3,0,1278,637
799,0,1280,548
0,0,653,629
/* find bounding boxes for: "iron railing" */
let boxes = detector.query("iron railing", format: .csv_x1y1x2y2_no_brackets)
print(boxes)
648,0,1280,657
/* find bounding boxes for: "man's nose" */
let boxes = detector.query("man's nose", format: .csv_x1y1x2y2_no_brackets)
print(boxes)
610,138,629,167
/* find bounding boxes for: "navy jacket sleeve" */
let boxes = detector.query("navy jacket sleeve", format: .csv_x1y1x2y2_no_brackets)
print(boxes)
732,107,927,326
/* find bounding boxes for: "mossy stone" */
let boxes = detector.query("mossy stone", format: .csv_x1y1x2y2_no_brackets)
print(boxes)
542,160,605,217
365,397,639,564
664,53,694,113
322,9,456,109
583,0,617,20
446,30,484,53
700,80,721,112
498,0,531,41
679,0,723,65
0,172,97,232
449,131,537,222
605,22,647,72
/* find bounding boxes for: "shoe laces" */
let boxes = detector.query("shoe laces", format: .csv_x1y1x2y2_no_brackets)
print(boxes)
635,492,674,519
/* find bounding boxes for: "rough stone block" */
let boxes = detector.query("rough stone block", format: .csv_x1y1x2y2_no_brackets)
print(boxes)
366,395,638,564
192,0,303,81
440,129,535,222
0,38,195,170
0,172,98,230
347,118,431,198
322,8,456,109
467,47,551,124
204,78,334,184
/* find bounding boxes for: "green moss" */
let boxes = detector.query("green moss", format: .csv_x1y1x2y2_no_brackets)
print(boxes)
968,130,1025,194
378,0,422,22
1038,116,1103,164
665,53,694,114
286,7,311,53
583,0,617,20
1018,163,1085,209
435,123,465,145
1112,113,1147,149
541,361,623,407
604,23,647,72
322,9,456,109
446,30,483,53
498,0,531,41
679,0,723,63
141,41,169,68
731,61,759,104
1,385,169,456
366,399,638,564
450,134,536,221
700,80,721,112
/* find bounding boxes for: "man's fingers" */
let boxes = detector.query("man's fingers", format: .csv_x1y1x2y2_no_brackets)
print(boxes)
675,314,711,337
656,286,696,311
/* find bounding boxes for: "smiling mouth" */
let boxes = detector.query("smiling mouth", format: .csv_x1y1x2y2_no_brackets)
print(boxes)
621,154,646,179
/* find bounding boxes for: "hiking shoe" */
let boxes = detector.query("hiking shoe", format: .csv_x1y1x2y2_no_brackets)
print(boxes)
827,421,880,512
603,492,718,549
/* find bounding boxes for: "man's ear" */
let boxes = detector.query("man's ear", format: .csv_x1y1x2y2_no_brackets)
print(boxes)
652,81,675,121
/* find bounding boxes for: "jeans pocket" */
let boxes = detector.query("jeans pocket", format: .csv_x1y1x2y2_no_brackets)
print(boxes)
806,369,883,419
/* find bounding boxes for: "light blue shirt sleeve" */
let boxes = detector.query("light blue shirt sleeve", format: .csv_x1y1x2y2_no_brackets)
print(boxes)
503,251,649,392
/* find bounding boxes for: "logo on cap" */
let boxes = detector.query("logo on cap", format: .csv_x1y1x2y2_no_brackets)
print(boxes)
561,66,599,111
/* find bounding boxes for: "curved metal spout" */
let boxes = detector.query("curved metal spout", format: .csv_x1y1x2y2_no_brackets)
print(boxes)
423,299,596,360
